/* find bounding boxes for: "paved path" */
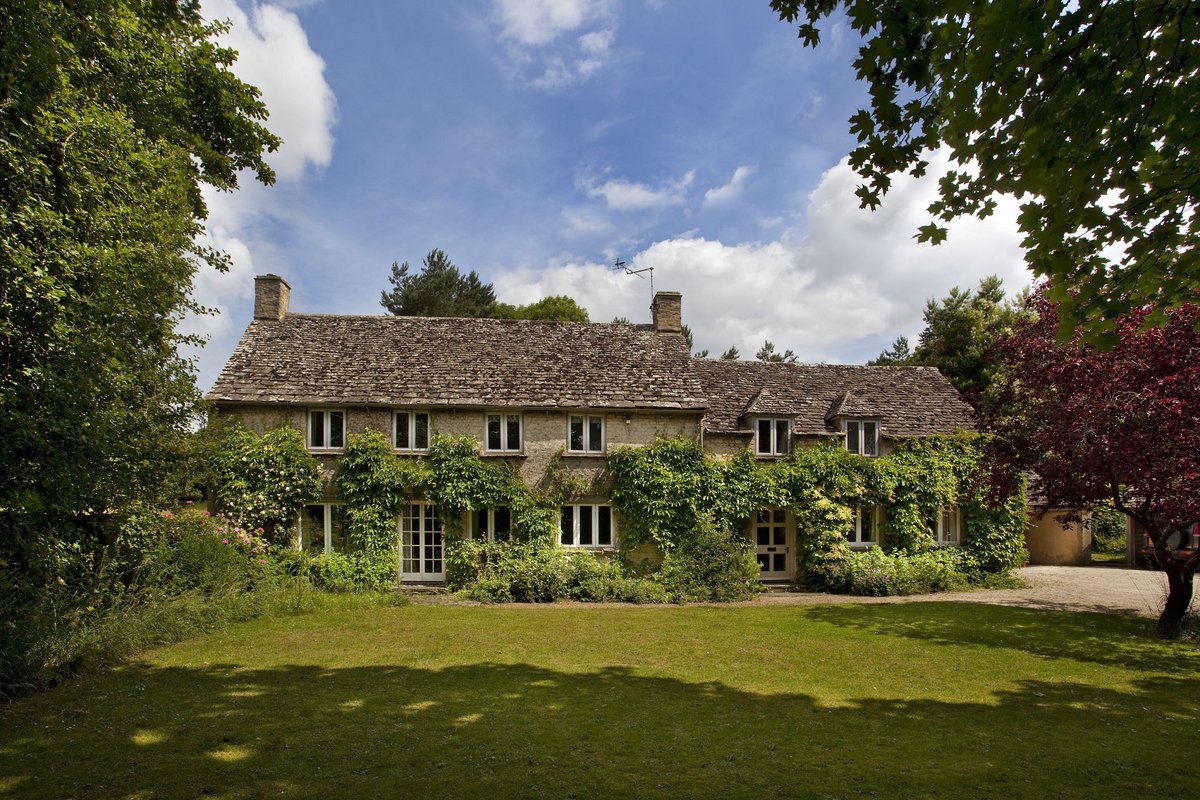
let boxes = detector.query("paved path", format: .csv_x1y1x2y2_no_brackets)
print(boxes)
414,565,1198,619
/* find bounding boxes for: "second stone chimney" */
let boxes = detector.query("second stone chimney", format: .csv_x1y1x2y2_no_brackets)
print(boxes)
254,274,291,321
651,291,682,333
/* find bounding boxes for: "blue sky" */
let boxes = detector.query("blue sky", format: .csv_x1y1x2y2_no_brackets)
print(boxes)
187,0,1032,392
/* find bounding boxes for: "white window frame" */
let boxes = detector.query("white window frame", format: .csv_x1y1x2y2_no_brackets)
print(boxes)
567,413,605,454
846,506,880,548
393,410,431,452
297,503,346,555
754,417,790,457
930,507,963,545
844,419,880,457
559,504,616,549
471,506,512,543
307,409,346,451
484,412,523,454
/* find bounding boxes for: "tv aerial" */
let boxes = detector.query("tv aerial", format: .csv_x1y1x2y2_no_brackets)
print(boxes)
612,257,654,296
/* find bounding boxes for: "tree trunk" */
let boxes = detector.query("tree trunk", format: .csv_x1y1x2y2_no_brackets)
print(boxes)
1157,558,1197,637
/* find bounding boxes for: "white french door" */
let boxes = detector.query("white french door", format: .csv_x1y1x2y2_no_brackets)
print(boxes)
754,508,790,580
399,502,444,581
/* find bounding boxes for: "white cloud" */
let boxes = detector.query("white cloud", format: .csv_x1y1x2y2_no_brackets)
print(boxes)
497,148,1032,361
182,1,338,392
702,165,755,208
583,170,696,211
492,0,616,89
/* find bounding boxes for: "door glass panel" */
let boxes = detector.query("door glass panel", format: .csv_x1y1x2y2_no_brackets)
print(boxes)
756,554,769,571
773,509,785,524
757,526,770,546
773,554,787,572
773,526,785,545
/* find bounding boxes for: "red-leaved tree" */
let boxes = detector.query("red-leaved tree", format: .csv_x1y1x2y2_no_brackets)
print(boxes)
984,288,1200,635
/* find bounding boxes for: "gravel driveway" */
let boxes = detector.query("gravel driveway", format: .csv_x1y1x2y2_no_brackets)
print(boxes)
747,565,1199,618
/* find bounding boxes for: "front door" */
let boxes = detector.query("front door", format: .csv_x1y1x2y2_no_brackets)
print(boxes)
400,502,444,582
754,509,789,580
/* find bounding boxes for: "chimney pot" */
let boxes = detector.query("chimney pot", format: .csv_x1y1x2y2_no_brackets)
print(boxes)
254,274,291,321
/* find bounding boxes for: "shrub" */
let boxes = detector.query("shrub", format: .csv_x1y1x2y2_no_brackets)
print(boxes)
841,547,972,596
1091,505,1128,554
654,514,760,602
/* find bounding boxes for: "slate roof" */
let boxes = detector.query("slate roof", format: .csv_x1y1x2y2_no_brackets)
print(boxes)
695,359,975,438
207,314,708,410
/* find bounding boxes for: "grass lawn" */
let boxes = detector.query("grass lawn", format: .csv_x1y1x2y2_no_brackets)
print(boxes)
2,602,1198,799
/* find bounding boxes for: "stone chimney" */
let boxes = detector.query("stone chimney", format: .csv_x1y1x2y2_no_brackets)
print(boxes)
254,274,291,321
651,291,682,333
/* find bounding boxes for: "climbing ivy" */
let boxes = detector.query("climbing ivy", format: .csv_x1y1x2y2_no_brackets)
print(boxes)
607,434,1026,594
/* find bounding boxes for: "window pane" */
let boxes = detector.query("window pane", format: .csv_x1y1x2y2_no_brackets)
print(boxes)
560,507,573,546
309,411,324,448
772,509,785,524
944,509,959,544
757,419,772,454
494,507,511,542
395,412,410,449
756,510,770,524
330,506,349,552
487,415,502,450
414,413,429,449
598,506,612,546
301,505,325,554
588,417,603,452
774,420,789,455
579,505,593,545
329,411,344,448
506,415,521,451
862,508,875,543
569,416,584,451
846,421,859,453
474,509,488,539
774,524,785,546
757,526,770,546
863,422,878,456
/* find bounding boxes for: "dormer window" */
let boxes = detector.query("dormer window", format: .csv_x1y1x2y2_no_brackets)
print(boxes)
755,418,790,457
844,419,879,457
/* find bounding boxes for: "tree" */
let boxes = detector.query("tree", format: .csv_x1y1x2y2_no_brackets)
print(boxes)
771,1,1200,343
867,336,913,366
719,347,740,361
984,287,1200,635
493,296,589,322
380,249,496,317
681,324,709,358
756,340,797,363
0,1,279,521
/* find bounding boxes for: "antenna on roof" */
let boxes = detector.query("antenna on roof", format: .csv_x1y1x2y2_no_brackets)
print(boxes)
612,257,654,297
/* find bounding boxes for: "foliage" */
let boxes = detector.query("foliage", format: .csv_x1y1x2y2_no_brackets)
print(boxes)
867,336,913,366
772,0,1200,342
1091,505,1128,556
840,547,972,596
720,346,740,360
681,324,709,358
654,514,761,602
493,295,590,322
756,340,797,363
985,288,1200,634
210,426,323,547
608,435,1025,596
380,249,496,317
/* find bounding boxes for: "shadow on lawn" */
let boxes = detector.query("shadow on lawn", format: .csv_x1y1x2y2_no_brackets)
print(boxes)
802,602,1198,673
1,658,1198,799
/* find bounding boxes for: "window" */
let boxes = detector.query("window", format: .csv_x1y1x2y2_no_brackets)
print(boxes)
297,504,347,555
308,409,345,450
394,411,431,451
755,418,790,456
559,504,615,548
568,414,605,453
471,507,511,543
929,507,962,545
844,419,879,456
485,413,522,453
846,506,879,547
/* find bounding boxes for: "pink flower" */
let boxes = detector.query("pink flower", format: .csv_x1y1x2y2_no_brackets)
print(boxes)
222,538,229,544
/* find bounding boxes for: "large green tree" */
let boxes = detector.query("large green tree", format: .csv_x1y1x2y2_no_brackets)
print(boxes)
0,0,279,520
493,295,590,322
772,0,1199,342
380,249,497,317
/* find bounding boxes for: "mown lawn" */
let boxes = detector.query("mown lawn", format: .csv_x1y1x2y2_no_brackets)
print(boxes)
1,602,1197,799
